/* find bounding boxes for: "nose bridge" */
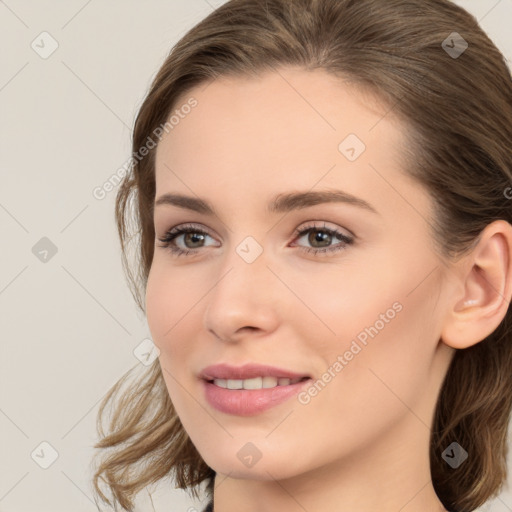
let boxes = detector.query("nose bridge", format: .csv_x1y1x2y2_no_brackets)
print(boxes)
216,233,270,295
203,235,279,340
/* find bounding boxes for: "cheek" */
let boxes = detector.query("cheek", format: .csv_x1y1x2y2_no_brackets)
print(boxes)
145,260,198,354
300,269,438,439
288,249,438,401
277,255,400,352
146,263,202,413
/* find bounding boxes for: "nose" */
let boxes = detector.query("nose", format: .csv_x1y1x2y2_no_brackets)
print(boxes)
203,245,280,343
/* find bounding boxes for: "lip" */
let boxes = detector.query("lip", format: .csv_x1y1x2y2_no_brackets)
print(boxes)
199,363,311,381
199,363,313,416
201,378,312,416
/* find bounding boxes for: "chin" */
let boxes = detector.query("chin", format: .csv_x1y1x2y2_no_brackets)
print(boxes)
205,452,304,481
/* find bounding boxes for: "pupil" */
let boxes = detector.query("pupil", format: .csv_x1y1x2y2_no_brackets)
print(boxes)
185,232,204,248
309,230,331,247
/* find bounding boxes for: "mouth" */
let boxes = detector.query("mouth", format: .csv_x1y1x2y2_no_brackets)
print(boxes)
201,375,313,416
199,363,313,414
205,375,311,390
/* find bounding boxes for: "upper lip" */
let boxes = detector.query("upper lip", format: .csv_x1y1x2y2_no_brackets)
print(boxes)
200,363,311,381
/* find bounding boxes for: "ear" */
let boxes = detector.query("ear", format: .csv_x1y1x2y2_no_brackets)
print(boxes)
441,220,512,349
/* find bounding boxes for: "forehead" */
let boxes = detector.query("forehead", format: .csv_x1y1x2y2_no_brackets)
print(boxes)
153,67,427,219
158,67,398,154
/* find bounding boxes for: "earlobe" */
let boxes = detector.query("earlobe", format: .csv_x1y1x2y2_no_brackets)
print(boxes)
441,220,512,350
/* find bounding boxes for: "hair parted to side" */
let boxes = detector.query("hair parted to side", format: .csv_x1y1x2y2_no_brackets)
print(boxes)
91,1,512,511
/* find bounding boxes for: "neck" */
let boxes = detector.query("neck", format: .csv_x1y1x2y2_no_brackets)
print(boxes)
210,412,448,512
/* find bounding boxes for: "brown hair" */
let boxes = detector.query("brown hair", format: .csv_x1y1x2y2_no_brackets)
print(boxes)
91,1,512,511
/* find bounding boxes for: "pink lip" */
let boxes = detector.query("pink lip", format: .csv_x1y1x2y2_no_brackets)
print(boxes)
201,378,312,416
199,363,311,381
199,363,313,416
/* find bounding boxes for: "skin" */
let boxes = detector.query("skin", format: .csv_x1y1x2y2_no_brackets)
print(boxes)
146,67,512,512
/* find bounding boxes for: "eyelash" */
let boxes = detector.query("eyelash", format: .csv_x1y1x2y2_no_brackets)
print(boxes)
156,222,354,258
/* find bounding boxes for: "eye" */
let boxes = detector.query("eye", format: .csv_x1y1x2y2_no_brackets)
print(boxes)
290,222,354,255
156,223,219,257
156,221,354,258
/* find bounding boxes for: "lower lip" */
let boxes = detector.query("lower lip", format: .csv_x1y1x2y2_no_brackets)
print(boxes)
202,378,312,416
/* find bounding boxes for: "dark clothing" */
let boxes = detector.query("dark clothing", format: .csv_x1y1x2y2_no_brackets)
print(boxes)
200,498,456,511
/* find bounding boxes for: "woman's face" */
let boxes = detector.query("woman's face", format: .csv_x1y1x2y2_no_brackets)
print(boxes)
146,67,456,481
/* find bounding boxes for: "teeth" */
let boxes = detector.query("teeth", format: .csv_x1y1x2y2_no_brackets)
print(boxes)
262,376,277,388
212,376,305,389
227,379,243,389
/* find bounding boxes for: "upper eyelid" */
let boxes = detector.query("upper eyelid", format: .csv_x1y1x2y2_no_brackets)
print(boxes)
165,223,216,238
159,221,354,242
295,221,354,238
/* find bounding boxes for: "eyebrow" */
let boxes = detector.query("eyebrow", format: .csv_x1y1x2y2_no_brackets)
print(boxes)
154,190,379,216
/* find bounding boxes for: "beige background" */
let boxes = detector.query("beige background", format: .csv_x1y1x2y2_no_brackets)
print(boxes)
1,1,511,511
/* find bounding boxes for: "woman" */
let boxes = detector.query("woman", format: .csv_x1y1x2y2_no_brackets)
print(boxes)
92,1,512,511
